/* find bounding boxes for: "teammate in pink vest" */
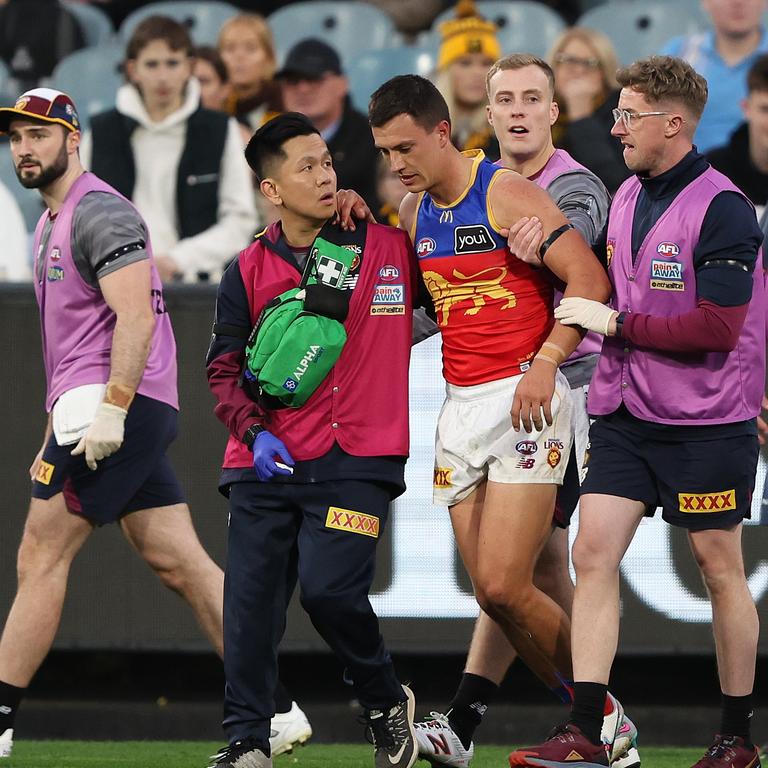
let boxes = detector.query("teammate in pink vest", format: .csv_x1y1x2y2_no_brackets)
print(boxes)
509,56,766,768
0,89,308,762
413,54,638,768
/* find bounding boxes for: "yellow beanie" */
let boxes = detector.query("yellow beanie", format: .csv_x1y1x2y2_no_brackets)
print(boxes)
438,0,502,70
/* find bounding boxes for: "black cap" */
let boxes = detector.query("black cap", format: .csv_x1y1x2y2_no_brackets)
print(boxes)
275,38,343,80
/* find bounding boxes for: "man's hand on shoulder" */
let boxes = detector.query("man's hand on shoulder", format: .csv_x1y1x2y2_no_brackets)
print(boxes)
335,189,375,231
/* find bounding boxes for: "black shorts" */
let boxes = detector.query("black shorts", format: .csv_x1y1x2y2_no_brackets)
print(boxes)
553,444,580,529
581,415,758,531
32,394,186,526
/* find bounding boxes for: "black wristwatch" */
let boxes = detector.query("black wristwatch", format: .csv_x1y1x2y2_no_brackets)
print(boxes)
242,423,265,449
615,311,626,338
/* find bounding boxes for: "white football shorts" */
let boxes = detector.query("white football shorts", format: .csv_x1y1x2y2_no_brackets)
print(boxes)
433,370,574,507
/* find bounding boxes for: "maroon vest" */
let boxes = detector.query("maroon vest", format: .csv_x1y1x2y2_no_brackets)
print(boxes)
223,221,417,468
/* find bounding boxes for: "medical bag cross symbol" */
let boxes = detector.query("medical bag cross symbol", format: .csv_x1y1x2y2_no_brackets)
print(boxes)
316,256,345,286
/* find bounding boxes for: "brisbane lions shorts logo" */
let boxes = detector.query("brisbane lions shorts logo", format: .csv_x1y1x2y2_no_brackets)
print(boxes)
454,225,495,255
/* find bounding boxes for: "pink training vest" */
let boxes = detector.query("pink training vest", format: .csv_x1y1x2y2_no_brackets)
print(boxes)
589,167,765,425
33,172,178,412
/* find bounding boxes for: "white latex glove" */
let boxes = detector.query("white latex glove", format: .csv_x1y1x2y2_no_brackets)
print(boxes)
554,296,618,336
71,403,128,470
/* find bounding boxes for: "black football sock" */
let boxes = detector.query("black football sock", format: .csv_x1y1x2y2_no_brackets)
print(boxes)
274,679,293,715
447,673,499,750
0,681,25,731
720,693,754,747
568,682,607,747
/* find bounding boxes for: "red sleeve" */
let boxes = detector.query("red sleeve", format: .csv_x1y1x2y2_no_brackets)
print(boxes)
622,299,749,353
205,255,263,443
207,351,264,442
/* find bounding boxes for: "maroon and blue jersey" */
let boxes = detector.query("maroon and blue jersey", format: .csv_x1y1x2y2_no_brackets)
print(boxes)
412,150,553,386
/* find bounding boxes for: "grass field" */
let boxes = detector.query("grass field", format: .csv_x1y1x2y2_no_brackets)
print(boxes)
2,741,704,767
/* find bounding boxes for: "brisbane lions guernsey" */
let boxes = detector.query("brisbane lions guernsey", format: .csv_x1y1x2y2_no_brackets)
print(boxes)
412,150,553,386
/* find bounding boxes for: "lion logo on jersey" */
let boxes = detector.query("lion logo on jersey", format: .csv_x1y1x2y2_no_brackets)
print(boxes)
422,267,517,326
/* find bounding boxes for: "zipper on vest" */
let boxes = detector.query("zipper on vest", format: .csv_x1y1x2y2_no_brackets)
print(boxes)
187,173,219,185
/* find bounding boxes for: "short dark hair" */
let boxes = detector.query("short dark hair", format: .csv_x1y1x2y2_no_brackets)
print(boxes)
194,45,228,84
245,112,321,181
126,15,194,61
747,54,768,94
368,75,450,131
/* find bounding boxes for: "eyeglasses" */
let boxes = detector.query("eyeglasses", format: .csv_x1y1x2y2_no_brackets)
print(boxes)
554,53,600,69
611,108,672,129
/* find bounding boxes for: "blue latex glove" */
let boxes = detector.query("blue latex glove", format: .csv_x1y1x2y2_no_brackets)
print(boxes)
252,430,296,481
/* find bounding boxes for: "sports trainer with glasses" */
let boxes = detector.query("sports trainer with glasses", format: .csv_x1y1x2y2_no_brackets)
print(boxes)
509,55,766,768
206,112,418,768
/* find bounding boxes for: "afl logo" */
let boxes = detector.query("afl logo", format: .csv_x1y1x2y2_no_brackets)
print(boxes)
657,241,680,258
416,237,436,257
516,440,538,456
378,265,400,281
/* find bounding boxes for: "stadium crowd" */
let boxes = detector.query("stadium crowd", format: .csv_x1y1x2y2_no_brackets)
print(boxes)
1,2,768,768
1,0,767,280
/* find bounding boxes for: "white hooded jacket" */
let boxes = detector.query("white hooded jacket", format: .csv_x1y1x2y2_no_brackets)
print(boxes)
81,78,258,283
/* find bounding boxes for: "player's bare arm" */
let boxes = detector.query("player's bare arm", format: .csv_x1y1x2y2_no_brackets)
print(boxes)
99,260,157,395
71,260,156,469
489,173,611,431
490,172,611,350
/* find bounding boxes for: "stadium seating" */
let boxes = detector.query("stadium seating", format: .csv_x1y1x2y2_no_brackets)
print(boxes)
0,59,10,102
577,0,707,64
576,0,609,11
118,0,240,45
269,2,397,68
50,43,124,129
427,1,566,58
0,143,45,233
62,0,115,47
348,46,436,112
